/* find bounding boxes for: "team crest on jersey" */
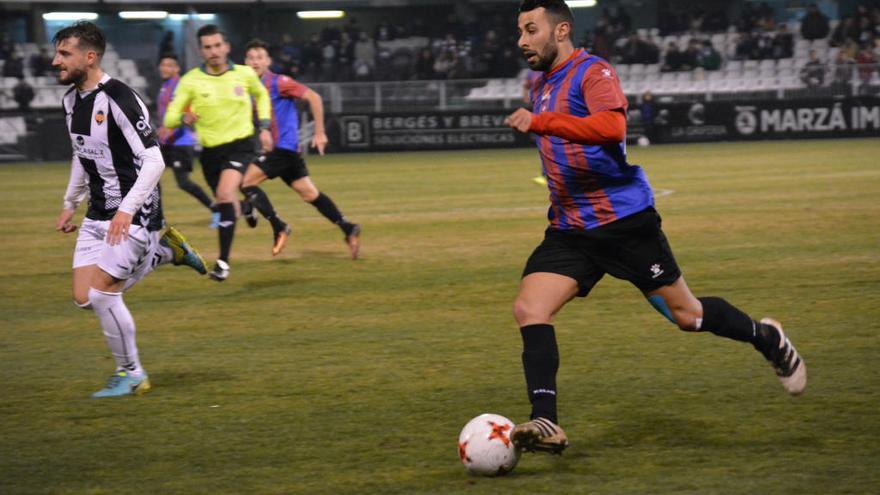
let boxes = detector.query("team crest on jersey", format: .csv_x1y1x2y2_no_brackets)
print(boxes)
95,110,105,125
234,85,244,96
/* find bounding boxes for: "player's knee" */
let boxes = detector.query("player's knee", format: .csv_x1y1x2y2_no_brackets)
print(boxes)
512,297,548,326
671,309,700,331
73,295,92,310
215,189,237,203
294,184,318,202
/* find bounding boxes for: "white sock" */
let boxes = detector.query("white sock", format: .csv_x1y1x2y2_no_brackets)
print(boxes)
158,244,174,265
88,287,144,377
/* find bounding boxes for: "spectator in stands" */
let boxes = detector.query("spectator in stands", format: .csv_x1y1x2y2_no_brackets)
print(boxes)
832,49,856,94
697,40,722,70
375,21,395,42
620,34,659,65
279,34,302,68
640,91,656,142
30,47,54,77
12,77,34,111
681,39,700,69
661,41,688,71
337,32,355,81
433,48,457,79
320,39,337,81
801,4,830,41
3,52,24,79
800,49,825,87
734,32,758,60
831,17,859,47
353,31,376,80
855,43,876,88
302,33,323,80
772,24,794,58
414,47,436,80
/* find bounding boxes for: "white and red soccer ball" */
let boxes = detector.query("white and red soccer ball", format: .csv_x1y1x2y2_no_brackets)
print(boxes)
458,413,520,476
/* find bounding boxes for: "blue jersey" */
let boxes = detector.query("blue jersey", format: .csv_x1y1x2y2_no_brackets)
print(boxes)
260,71,309,153
156,76,195,147
528,49,654,230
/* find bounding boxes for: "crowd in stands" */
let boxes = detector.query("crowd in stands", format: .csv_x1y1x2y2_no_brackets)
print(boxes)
265,12,523,82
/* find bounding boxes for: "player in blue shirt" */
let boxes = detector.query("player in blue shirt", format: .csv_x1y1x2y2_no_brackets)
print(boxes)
503,0,806,454
241,39,361,259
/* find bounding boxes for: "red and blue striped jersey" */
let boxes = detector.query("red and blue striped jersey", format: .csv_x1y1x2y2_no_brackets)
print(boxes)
156,76,195,147
260,71,309,152
527,48,653,230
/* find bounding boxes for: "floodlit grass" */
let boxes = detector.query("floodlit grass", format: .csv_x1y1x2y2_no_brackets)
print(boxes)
1,139,878,494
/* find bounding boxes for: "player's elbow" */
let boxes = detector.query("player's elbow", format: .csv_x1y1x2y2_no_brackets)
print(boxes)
600,112,627,143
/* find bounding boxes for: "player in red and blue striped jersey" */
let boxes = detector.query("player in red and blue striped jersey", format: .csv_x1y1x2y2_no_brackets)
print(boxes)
155,54,213,213
504,0,806,455
242,39,361,259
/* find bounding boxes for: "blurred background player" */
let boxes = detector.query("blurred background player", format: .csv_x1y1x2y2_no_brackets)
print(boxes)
155,53,215,222
163,25,274,281
243,39,361,259
52,21,207,397
504,0,806,454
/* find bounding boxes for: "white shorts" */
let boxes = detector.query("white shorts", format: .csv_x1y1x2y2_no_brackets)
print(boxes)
73,218,161,280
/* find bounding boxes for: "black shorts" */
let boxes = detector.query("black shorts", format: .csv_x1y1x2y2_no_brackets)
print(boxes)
199,137,256,191
522,207,681,296
161,145,195,173
254,148,309,185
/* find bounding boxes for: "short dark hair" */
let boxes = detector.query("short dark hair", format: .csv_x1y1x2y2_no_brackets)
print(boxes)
158,52,179,63
519,0,575,28
244,38,270,54
196,24,225,42
52,21,106,57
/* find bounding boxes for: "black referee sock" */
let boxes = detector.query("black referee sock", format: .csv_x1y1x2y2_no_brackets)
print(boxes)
242,186,285,231
309,192,346,229
520,324,560,424
217,202,236,262
698,296,758,343
172,168,213,209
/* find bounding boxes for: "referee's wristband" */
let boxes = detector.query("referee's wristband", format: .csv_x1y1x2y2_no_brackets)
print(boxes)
259,119,271,131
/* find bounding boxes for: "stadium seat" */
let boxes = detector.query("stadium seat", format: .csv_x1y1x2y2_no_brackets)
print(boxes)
777,58,794,68
629,64,645,76
645,64,661,75
726,60,743,72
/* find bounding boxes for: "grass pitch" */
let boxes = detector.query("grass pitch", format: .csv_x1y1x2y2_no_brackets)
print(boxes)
1,139,879,494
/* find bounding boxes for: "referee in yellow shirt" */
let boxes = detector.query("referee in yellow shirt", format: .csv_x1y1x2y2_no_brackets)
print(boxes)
164,24,273,281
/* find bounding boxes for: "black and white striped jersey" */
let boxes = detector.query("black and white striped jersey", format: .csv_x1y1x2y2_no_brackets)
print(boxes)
62,73,165,231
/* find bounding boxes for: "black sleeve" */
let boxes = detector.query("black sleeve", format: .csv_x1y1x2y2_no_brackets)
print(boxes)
102,79,159,149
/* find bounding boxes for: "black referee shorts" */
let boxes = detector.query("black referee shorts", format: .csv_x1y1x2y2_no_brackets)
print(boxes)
199,136,257,192
522,207,682,296
160,145,195,173
254,148,310,186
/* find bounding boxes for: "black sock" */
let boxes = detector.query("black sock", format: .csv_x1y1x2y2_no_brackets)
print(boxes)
242,186,285,231
309,192,348,231
173,168,213,209
520,324,559,424
698,296,760,344
217,202,236,262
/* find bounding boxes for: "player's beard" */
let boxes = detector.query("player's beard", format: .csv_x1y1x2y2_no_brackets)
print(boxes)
58,66,87,87
524,38,558,72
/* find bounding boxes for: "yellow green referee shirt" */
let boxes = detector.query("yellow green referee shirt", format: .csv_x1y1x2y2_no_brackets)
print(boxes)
164,61,271,149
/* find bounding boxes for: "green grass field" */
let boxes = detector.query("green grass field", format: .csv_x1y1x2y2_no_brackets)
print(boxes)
1,139,879,494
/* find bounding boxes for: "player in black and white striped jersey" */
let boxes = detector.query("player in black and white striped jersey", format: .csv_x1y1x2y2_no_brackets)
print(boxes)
52,22,209,398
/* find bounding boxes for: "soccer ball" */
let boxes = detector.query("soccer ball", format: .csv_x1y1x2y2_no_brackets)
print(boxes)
458,413,520,476
637,135,651,147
